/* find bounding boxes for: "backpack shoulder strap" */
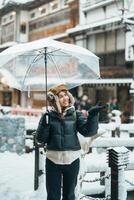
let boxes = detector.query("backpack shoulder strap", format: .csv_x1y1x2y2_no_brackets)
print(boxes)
73,111,77,123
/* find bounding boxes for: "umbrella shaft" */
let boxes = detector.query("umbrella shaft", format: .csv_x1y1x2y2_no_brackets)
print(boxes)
44,47,48,111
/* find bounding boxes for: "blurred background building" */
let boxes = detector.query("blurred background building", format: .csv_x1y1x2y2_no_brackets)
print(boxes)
0,0,134,113
68,0,134,113
0,0,79,108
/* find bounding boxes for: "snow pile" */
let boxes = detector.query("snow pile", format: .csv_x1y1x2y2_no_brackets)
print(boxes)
0,152,46,200
1,150,134,199
84,152,107,172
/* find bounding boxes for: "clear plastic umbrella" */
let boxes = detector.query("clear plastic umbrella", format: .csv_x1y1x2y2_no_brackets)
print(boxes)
0,38,100,92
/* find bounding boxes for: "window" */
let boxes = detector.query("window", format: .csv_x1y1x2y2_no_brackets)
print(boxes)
41,8,46,14
105,52,116,66
29,23,37,31
52,3,58,10
30,12,35,19
2,17,7,23
64,0,68,4
10,15,13,20
20,23,26,34
98,51,125,67
2,92,12,106
116,50,125,66
50,0,59,11
39,5,48,15
1,22,14,44
29,10,69,32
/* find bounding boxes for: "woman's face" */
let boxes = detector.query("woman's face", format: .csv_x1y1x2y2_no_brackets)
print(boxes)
58,91,69,109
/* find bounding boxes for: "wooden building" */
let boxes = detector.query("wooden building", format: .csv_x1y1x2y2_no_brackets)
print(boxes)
67,0,134,111
0,0,79,108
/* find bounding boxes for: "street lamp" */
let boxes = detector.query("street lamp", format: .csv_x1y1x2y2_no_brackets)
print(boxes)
127,42,134,123
128,42,134,122
130,72,134,121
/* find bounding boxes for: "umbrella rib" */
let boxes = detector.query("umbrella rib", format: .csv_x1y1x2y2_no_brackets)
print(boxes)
48,50,72,58
47,48,72,58
18,48,47,57
47,54,63,83
47,49,61,54
22,54,42,88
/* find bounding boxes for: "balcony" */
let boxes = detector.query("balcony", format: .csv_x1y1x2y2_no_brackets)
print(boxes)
81,0,115,12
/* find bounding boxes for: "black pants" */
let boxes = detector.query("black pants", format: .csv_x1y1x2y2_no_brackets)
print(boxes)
46,158,80,200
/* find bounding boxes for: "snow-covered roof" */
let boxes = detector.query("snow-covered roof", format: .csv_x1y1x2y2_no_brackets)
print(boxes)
0,0,33,6
67,12,134,35
0,0,34,9
0,0,52,15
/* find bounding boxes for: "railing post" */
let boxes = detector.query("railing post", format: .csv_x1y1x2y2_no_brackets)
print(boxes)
108,147,129,200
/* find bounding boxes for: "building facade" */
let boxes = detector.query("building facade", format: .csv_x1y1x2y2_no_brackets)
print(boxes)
0,0,79,108
67,0,134,111
0,0,133,112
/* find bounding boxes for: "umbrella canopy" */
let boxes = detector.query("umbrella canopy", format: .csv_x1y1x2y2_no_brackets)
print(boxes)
0,38,100,91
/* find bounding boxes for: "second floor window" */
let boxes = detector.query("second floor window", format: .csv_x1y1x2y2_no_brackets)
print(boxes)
50,1,59,11
30,12,35,19
20,23,26,34
41,8,47,14
2,17,7,23
1,22,14,44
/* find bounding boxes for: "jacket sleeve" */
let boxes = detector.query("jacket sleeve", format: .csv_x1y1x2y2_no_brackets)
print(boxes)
76,111,99,137
36,113,50,144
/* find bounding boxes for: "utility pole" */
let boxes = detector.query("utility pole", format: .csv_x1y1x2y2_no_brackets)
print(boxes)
130,45,134,121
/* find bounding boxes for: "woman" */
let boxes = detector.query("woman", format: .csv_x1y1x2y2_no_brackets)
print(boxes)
36,84,103,200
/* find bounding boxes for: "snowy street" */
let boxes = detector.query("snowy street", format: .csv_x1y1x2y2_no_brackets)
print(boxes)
0,152,46,200
0,0,134,199
1,150,134,200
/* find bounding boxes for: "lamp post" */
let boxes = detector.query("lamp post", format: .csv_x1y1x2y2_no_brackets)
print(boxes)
130,63,134,121
126,43,134,123
108,147,129,200
130,81,134,120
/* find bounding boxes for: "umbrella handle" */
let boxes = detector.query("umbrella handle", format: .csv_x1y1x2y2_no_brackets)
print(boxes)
45,112,49,124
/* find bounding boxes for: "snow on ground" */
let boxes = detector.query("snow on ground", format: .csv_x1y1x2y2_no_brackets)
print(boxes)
0,152,46,200
1,150,134,200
